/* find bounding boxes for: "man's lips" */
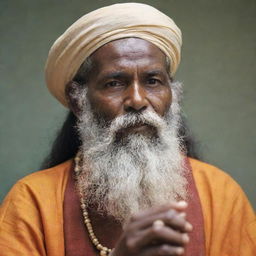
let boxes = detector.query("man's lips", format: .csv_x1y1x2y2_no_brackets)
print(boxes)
118,123,155,134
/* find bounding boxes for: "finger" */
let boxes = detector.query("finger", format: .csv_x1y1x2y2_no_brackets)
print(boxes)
131,201,188,221
130,205,174,222
129,209,192,233
179,212,186,218
130,225,189,250
164,210,192,232
140,244,185,256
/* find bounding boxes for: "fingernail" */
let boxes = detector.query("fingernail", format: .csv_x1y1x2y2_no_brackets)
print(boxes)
177,201,188,207
179,212,186,218
153,219,165,229
176,247,184,255
185,222,193,231
182,234,190,243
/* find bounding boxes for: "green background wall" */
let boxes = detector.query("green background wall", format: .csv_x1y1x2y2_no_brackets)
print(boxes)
1,0,255,208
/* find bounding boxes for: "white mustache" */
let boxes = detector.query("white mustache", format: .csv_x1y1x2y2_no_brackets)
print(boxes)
82,110,169,157
109,110,167,135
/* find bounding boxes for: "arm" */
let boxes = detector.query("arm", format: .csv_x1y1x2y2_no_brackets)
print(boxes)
0,182,46,256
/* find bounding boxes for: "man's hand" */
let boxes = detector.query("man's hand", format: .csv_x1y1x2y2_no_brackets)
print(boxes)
113,201,192,256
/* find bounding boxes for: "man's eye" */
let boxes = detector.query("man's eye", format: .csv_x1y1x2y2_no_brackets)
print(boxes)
104,81,123,88
148,78,160,85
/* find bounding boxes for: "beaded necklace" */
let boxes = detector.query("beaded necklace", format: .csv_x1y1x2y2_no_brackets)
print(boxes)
74,153,113,256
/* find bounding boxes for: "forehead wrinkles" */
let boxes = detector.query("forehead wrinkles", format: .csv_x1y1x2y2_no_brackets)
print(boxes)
90,38,167,72
97,60,166,78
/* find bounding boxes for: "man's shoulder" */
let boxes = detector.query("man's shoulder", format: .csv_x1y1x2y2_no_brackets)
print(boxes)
0,161,72,254
2,159,73,205
18,159,72,188
188,157,248,203
188,157,254,213
189,157,237,186
188,160,256,253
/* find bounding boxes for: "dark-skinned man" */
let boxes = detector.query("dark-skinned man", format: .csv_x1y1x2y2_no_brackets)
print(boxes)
0,3,255,256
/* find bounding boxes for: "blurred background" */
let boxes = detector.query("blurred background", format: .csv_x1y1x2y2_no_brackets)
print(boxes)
0,0,255,208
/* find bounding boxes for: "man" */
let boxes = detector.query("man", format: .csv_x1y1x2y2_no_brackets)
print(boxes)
0,3,255,256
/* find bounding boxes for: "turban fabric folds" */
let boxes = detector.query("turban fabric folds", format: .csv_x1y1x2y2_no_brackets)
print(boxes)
45,3,182,107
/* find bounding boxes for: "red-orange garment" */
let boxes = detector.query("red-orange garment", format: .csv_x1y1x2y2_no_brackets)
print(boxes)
0,158,255,255
63,159,205,256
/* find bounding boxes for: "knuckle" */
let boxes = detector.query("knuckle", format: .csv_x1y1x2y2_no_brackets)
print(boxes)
157,245,183,256
151,225,162,236
124,224,133,233
157,244,171,255
130,213,139,222
177,235,187,245
126,238,138,253
166,209,177,220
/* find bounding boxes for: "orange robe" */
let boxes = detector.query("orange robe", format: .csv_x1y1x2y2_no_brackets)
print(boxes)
0,158,255,255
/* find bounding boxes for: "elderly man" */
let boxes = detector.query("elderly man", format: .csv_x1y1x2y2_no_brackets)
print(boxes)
0,3,255,256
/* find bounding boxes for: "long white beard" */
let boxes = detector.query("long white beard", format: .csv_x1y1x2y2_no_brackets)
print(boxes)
76,82,187,224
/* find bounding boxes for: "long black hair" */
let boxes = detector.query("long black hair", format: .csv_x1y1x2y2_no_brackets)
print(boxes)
41,111,201,169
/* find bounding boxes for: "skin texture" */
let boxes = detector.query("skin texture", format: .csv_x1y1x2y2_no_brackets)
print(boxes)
67,38,172,135
86,38,172,119
66,38,192,255
114,202,192,256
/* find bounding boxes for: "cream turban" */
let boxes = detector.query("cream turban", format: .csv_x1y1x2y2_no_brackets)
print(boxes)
45,3,182,107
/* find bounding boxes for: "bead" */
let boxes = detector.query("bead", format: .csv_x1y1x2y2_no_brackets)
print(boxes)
93,238,98,243
75,156,80,162
81,203,86,209
87,226,93,232
87,227,93,232
84,218,90,223
100,250,107,256
97,244,103,250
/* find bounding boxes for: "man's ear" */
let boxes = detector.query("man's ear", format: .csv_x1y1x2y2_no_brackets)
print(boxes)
65,81,86,117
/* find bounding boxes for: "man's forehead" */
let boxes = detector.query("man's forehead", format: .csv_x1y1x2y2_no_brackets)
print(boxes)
90,38,167,71
92,38,166,58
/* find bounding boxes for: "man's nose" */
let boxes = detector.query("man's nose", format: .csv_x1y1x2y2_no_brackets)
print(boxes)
123,82,149,113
